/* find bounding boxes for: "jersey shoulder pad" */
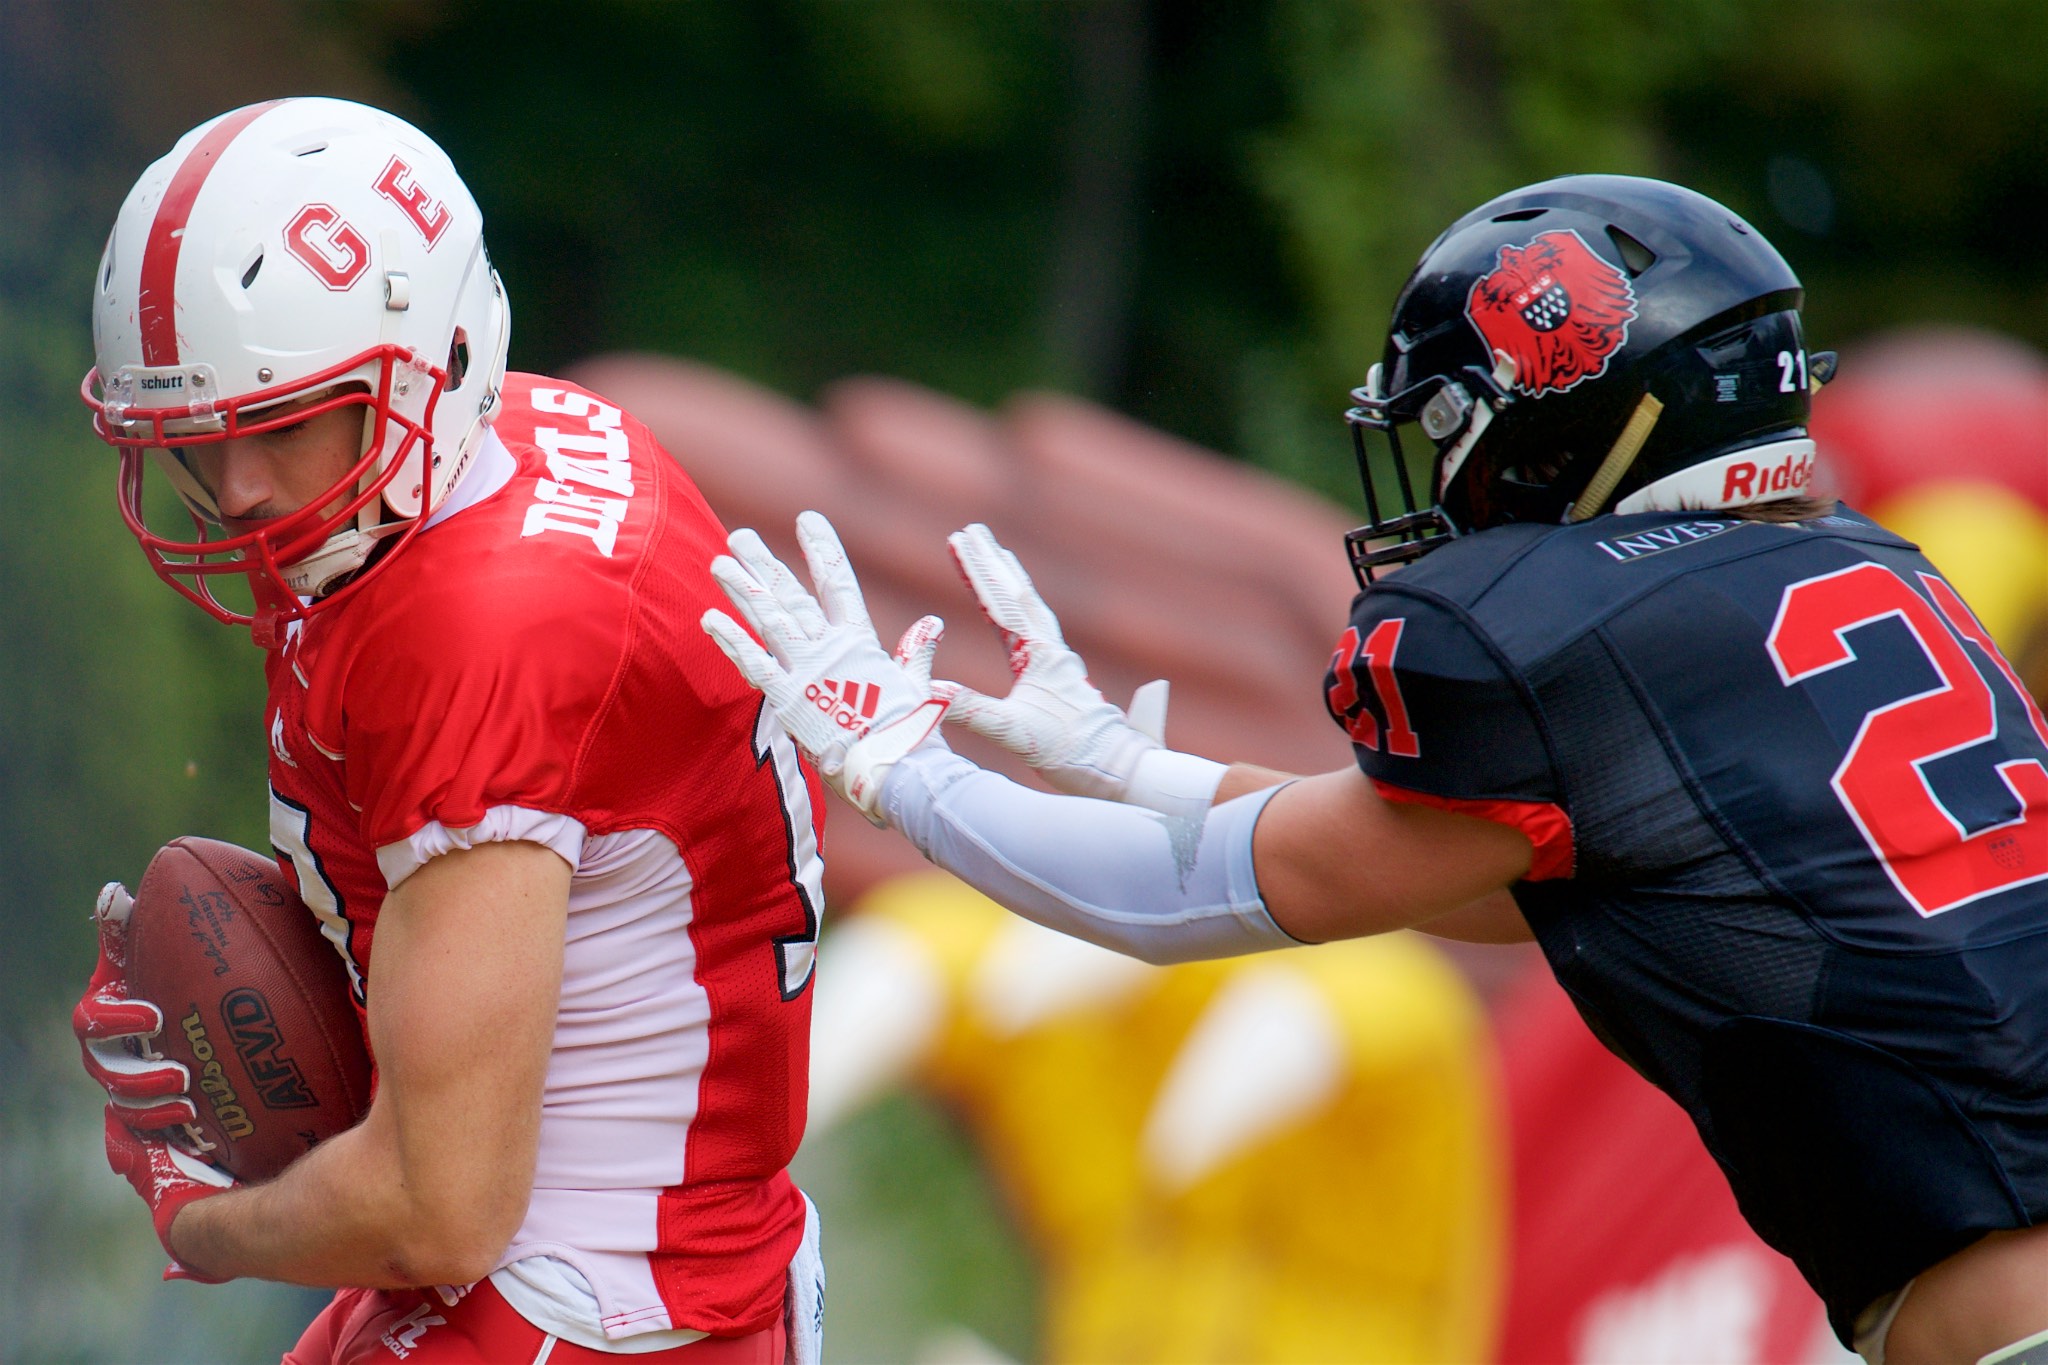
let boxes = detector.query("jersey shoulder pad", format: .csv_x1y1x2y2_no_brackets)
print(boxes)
300,488,638,851
1326,586,1563,814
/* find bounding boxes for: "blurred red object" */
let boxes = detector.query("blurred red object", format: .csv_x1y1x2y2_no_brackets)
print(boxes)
1810,327,2048,514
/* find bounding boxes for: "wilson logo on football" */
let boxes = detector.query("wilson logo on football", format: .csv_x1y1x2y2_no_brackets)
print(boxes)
181,1010,255,1142
805,678,882,732
1466,228,1637,396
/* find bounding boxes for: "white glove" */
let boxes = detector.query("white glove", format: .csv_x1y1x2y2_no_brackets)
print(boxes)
703,511,949,822
940,523,1223,814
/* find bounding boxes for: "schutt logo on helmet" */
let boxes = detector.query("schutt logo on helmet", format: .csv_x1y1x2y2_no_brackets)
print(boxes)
1465,229,1638,396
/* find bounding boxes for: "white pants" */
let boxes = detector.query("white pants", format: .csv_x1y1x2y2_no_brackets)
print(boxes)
783,1194,825,1365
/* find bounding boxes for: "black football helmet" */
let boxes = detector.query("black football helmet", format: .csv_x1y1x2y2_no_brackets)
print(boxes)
1345,174,1836,583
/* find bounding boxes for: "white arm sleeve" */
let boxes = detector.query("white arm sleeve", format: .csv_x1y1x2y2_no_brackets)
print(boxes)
880,746,1302,965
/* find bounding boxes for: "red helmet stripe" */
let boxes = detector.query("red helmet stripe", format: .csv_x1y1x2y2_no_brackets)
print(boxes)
138,100,288,367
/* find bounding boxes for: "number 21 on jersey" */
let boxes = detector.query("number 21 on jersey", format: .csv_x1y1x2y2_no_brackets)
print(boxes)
1767,562,2048,916
1327,618,1422,757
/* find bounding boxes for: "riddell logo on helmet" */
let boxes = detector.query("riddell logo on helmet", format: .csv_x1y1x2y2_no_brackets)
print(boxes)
1721,449,1813,502
1466,229,1638,396
805,678,881,732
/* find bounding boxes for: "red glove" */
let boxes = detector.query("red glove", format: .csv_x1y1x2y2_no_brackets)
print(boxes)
78,879,239,1280
74,881,198,1131
103,1109,237,1282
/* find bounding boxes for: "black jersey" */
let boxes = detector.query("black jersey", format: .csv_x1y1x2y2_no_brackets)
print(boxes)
1324,505,2048,1338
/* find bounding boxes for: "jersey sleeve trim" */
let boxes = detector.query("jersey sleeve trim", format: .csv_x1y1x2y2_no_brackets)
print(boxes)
1333,584,1572,823
377,805,590,890
1370,778,1576,881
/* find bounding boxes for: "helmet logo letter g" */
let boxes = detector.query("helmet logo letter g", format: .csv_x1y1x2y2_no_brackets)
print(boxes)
282,204,371,291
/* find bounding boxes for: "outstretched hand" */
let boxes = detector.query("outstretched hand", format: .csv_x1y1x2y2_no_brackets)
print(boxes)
703,511,949,821
939,522,1171,802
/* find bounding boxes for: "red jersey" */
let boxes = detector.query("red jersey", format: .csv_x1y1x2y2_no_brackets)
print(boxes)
263,374,823,1339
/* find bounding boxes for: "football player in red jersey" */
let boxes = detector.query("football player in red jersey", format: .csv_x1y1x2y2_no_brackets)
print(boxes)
708,177,2048,1364
75,98,827,1363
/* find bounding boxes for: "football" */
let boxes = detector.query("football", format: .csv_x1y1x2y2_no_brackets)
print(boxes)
124,836,372,1182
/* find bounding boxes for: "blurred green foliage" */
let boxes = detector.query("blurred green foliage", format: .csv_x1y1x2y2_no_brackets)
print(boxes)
6,1,2048,1358
792,1092,1042,1362
350,0,1294,453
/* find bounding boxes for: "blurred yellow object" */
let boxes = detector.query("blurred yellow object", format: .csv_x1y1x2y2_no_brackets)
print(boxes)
819,871,1503,1364
1869,480,2048,654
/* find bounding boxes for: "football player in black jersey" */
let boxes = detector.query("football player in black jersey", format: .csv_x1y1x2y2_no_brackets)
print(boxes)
705,175,2048,1363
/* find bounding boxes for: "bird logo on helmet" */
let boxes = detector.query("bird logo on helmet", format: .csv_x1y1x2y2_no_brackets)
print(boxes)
1466,229,1638,397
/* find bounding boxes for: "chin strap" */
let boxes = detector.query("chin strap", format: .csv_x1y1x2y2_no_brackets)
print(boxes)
282,524,389,599
1569,393,1665,522
1431,351,1520,502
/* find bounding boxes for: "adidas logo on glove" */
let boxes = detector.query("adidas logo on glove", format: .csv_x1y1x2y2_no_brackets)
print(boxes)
805,678,882,732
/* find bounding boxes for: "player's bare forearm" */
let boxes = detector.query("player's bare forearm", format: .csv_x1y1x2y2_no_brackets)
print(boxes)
166,1098,451,1285
1250,767,1532,943
1214,763,1533,943
167,840,570,1286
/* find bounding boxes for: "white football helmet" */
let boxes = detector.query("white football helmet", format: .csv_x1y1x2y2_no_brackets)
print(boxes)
84,97,510,643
